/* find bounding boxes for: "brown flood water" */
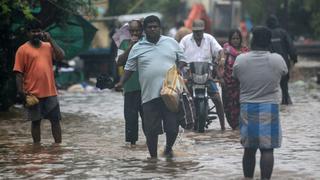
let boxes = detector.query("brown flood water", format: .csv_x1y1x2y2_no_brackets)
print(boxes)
1,69,319,179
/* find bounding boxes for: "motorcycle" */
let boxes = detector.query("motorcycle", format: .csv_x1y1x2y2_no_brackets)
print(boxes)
184,61,218,133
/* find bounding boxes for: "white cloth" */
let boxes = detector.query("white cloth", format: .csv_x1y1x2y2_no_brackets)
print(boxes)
116,49,124,63
179,33,222,63
168,27,177,38
112,23,130,48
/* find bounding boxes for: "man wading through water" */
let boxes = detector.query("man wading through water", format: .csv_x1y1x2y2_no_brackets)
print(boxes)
266,15,297,105
116,20,144,146
115,15,185,158
13,20,65,143
233,26,287,179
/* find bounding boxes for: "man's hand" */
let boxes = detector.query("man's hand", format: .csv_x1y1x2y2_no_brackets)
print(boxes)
131,35,139,42
114,82,123,91
114,70,134,91
224,47,231,55
44,31,65,61
41,32,52,42
129,36,139,47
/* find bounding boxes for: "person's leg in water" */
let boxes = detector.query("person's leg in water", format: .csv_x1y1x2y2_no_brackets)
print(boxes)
260,148,274,180
208,80,225,130
142,100,159,158
50,119,62,143
161,98,179,157
211,93,226,130
280,73,292,105
164,132,178,157
31,120,41,143
138,99,144,133
243,147,258,178
142,98,168,158
146,134,158,158
46,100,62,143
124,91,140,145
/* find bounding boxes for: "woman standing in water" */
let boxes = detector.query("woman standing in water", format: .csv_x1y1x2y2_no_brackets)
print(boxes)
220,29,249,130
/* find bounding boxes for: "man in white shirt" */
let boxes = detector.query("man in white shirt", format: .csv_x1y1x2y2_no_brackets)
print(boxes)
178,19,225,131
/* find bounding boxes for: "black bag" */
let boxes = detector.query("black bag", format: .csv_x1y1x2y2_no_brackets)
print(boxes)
178,91,195,129
96,74,114,90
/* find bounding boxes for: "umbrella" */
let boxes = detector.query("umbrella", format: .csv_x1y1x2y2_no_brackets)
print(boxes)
46,15,97,60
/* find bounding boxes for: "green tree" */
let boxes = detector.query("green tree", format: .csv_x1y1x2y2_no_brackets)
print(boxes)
0,0,95,111
287,0,312,38
108,0,182,30
241,0,320,39
304,0,320,38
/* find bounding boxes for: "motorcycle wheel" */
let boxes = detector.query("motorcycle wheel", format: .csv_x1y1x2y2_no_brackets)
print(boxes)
195,99,208,133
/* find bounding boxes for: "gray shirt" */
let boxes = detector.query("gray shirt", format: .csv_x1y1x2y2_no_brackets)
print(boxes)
232,51,288,103
125,36,185,104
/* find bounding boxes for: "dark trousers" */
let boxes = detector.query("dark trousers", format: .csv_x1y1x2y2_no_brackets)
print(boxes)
280,73,292,104
142,98,179,157
124,90,143,143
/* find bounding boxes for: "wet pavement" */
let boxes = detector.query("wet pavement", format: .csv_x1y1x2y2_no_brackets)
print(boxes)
0,62,320,179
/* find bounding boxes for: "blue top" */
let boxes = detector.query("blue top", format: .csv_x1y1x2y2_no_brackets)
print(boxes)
125,36,185,104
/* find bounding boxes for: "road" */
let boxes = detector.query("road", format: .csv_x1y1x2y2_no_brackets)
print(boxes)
0,67,319,179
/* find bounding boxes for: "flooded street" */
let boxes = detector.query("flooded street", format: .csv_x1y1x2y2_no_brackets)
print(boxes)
1,64,320,179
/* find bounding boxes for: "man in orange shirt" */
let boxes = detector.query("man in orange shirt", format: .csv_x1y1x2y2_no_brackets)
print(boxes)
13,20,65,143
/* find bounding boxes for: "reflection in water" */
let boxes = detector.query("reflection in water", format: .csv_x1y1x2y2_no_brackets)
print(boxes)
1,142,66,179
1,81,320,179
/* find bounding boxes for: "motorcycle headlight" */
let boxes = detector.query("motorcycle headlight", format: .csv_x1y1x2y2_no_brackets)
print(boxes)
192,73,209,84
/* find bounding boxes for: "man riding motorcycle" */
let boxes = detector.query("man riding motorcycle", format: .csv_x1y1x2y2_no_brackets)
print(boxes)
178,19,225,132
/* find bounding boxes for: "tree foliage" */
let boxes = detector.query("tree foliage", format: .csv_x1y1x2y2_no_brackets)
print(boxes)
241,0,266,25
108,0,319,39
242,0,320,39
108,0,182,29
0,0,96,111
304,0,320,38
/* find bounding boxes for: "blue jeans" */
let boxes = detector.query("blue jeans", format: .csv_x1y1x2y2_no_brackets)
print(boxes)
207,79,219,95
